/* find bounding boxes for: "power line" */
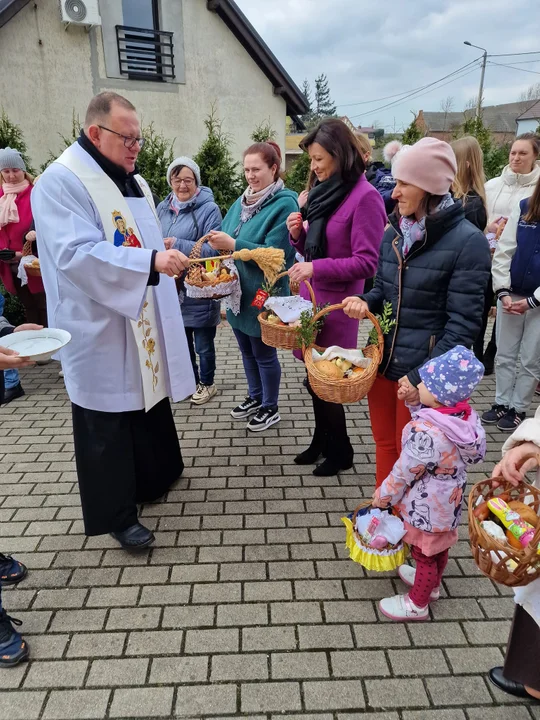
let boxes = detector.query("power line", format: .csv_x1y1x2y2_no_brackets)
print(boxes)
490,51,540,58
488,60,540,77
348,63,482,120
337,57,482,111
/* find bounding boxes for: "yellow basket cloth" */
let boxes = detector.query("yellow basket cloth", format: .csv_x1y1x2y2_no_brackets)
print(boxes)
342,516,409,572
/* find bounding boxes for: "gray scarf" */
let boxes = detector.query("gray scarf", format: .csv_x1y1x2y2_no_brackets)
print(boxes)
240,178,284,224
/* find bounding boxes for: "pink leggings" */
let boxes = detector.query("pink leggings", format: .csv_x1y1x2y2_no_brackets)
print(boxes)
409,545,449,608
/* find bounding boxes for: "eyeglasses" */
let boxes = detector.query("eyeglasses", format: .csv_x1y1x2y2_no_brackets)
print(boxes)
171,177,195,187
97,125,145,150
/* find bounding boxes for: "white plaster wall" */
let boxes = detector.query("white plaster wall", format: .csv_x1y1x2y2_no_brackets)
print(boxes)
0,0,287,170
0,0,94,169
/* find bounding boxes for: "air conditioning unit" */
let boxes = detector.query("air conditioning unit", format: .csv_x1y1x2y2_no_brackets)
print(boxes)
60,0,102,26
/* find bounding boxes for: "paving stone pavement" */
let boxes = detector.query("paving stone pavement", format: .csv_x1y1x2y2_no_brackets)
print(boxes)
0,319,538,719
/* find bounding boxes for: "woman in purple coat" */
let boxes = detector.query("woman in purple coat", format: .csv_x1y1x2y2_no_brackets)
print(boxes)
287,119,386,475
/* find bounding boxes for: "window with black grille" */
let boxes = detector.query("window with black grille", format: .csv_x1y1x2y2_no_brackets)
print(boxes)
116,0,175,82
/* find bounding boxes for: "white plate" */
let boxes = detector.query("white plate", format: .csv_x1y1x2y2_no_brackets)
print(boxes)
0,329,71,361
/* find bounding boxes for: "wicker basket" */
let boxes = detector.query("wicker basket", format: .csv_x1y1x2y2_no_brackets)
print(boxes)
258,272,316,350
185,235,238,300
303,304,383,404
22,237,41,277
468,454,540,588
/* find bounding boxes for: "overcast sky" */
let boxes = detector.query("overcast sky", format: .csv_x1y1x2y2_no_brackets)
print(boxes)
235,0,540,131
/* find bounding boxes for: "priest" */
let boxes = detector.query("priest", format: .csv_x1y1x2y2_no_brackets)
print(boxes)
32,92,196,550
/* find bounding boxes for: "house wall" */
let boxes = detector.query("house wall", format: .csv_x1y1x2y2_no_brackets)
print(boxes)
0,0,287,171
425,130,515,148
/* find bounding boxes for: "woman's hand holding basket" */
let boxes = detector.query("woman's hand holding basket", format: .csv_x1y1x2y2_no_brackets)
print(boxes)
288,262,313,282
493,444,540,487
342,296,369,320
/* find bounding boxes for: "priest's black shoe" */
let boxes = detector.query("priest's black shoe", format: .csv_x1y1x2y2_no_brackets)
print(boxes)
488,666,531,699
111,523,155,550
2,383,25,405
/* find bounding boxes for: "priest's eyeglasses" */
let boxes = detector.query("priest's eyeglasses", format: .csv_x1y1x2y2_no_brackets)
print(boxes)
97,125,145,150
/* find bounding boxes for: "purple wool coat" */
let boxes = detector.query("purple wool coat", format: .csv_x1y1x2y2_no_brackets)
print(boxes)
291,174,386,352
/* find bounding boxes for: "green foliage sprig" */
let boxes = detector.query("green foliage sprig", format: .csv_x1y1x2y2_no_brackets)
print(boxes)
296,304,329,348
369,301,395,345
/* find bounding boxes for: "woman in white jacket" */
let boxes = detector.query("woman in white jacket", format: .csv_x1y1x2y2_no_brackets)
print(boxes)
482,179,540,431
488,406,540,700
480,133,540,375
485,133,540,229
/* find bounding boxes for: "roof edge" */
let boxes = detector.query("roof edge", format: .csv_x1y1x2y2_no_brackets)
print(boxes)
0,0,31,29
207,0,308,117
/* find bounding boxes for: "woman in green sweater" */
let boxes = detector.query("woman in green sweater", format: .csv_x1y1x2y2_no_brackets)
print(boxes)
209,141,298,432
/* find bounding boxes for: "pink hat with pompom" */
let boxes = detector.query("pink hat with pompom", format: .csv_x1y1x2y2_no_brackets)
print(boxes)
392,137,457,196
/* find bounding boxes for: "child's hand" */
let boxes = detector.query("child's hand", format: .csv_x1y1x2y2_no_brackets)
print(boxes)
371,493,391,509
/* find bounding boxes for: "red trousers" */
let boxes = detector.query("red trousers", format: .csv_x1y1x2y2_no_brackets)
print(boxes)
368,374,411,488
409,546,449,608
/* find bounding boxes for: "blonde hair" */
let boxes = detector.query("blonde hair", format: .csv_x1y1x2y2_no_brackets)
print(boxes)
355,133,373,162
0,170,34,186
450,136,486,206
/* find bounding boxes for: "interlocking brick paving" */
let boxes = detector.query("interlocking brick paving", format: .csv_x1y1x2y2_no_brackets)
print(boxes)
0,319,538,719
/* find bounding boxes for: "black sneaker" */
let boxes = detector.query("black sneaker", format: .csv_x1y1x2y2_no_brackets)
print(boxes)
231,396,261,420
247,407,280,432
0,554,28,586
497,408,526,432
482,404,508,424
0,609,28,667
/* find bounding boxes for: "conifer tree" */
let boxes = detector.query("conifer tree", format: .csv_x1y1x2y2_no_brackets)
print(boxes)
314,74,337,119
0,108,35,174
402,114,423,145
194,107,242,214
285,152,311,194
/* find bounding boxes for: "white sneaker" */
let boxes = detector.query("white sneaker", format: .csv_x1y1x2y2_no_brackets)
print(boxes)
379,593,429,622
246,407,280,432
398,564,440,601
191,383,217,405
59,370,64,378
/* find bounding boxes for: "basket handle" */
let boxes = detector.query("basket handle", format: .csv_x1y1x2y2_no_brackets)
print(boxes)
188,235,230,260
309,302,384,358
272,271,316,313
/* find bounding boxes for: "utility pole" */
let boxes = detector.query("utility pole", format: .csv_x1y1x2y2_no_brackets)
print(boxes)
464,41,488,117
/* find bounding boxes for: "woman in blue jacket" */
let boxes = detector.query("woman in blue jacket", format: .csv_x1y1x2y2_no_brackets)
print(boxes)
157,158,222,405
485,178,540,431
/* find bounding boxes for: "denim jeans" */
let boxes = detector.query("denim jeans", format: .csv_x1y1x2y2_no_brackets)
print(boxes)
185,327,217,386
233,328,281,409
4,369,20,390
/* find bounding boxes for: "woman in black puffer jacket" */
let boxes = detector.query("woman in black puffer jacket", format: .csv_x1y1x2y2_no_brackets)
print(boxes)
343,137,491,488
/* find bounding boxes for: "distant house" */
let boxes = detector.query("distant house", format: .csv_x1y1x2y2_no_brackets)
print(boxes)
0,0,307,168
357,126,376,147
416,100,540,146
285,117,377,169
516,100,540,135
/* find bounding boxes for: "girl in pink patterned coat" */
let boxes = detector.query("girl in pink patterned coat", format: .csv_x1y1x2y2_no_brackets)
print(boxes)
373,346,486,621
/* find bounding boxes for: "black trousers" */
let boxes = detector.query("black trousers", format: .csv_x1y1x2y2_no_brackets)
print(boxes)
504,604,540,692
72,398,183,536
306,377,353,459
474,276,496,363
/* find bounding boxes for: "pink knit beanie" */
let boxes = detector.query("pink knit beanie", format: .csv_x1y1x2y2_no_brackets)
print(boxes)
392,137,457,195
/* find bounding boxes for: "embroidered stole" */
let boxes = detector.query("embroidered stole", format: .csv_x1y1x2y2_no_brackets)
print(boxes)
55,145,167,411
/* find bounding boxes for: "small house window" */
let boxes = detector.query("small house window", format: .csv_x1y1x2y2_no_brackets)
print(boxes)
116,0,175,82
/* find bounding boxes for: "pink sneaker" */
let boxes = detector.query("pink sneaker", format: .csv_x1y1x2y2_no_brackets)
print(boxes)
379,593,429,622
398,564,440,601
